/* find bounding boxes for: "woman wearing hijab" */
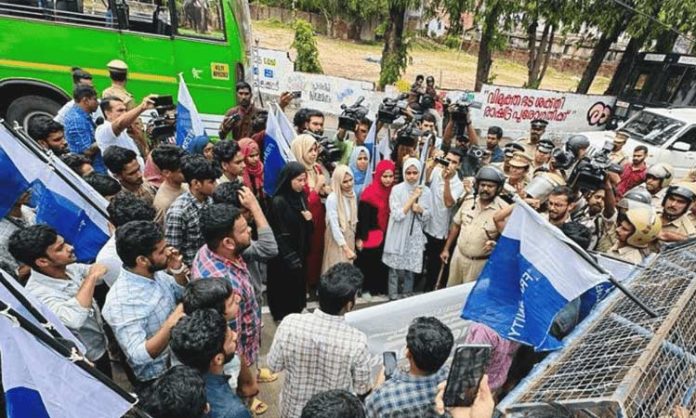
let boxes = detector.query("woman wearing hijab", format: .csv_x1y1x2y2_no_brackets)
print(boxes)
382,158,431,300
356,160,395,297
348,145,370,199
267,162,314,322
321,165,358,273
290,134,329,294
238,137,265,205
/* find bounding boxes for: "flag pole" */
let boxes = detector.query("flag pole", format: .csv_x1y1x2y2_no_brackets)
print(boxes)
409,132,433,235
512,197,658,318
0,300,153,418
2,120,110,220
565,242,658,318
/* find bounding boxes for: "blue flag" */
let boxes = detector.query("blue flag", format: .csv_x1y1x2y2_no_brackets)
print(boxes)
263,106,295,195
0,306,132,418
0,125,109,262
176,74,208,152
462,202,609,351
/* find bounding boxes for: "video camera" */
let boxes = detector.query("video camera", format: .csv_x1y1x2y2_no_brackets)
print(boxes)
395,121,422,145
567,140,622,192
445,93,482,141
338,97,369,131
147,95,176,141
377,94,410,124
305,130,342,170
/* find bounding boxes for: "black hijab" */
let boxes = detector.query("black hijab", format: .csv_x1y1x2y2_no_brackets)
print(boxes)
273,161,308,211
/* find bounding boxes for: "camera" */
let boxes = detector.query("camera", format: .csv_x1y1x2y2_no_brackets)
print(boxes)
306,131,342,170
338,97,369,131
396,121,422,145
435,156,449,166
378,94,410,124
468,146,486,160
445,93,482,140
567,140,621,192
147,98,177,142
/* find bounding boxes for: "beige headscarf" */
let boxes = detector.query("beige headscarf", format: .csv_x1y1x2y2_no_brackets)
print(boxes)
331,164,358,230
291,134,319,189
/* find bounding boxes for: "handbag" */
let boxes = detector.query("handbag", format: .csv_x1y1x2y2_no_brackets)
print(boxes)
362,229,384,249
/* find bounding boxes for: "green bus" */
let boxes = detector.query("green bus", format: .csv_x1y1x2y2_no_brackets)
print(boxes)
0,0,252,132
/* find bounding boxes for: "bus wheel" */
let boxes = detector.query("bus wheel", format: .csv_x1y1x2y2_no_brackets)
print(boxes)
6,95,62,132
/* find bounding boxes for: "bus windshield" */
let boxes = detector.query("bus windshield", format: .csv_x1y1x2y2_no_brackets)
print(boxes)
620,111,685,146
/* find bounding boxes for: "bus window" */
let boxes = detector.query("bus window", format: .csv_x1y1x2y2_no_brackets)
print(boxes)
653,66,688,104
175,0,224,40
0,0,114,27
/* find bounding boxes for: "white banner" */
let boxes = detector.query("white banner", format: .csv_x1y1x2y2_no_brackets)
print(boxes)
467,84,617,138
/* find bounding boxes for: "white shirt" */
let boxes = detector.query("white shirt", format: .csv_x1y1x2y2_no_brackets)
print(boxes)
425,166,464,239
95,120,144,168
95,235,121,287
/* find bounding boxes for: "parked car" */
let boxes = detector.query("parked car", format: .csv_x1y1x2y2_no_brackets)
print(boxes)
583,107,696,179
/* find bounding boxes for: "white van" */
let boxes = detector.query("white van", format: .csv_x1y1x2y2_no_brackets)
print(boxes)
584,108,696,178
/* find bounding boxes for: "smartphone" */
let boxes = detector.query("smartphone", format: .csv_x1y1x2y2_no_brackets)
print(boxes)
434,156,450,166
383,351,397,380
152,95,173,108
292,91,302,99
443,345,491,408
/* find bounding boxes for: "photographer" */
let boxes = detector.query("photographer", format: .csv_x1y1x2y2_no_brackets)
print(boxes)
333,116,373,165
423,147,465,291
418,113,442,157
485,126,504,163
219,82,259,140
294,108,325,136
442,102,479,152
571,177,617,250
96,95,156,169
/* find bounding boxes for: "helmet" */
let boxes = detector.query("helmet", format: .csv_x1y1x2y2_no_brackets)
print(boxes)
623,206,661,248
475,165,506,195
565,135,590,157
646,163,673,189
617,188,653,211
551,148,575,170
662,183,696,216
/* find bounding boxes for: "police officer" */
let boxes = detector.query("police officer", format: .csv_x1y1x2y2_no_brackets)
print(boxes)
595,188,652,252
517,118,548,155
441,166,508,286
503,152,532,198
643,163,673,211
102,59,134,109
532,139,554,173
656,182,696,246
610,132,629,165
496,142,525,175
607,206,661,264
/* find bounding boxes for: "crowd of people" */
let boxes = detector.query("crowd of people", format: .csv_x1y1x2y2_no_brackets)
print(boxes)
1,63,696,418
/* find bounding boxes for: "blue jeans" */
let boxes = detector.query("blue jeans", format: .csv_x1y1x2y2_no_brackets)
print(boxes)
388,268,414,297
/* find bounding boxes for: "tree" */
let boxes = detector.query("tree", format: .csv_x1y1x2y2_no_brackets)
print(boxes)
474,0,503,91
292,19,323,73
378,0,418,90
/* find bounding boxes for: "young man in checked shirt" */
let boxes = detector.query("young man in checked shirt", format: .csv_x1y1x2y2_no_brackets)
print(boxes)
267,263,374,418
192,203,271,415
365,317,453,417
103,220,189,389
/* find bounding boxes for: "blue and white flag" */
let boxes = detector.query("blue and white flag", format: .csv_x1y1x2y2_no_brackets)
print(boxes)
0,269,85,352
274,103,296,147
263,106,295,195
0,125,109,262
176,74,208,152
462,201,609,351
363,118,378,186
0,309,132,418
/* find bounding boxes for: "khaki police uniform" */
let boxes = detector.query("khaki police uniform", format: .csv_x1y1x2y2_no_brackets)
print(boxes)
609,150,627,165
447,195,508,286
516,136,538,156
102,84,134,109
607,243,644,264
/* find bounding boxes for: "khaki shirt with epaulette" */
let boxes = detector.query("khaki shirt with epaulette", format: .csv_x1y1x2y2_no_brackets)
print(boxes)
607,243,644,264
662,214,696,239
453,196,508,258
503,177,529,197
609,150,627,165
102,85,135,109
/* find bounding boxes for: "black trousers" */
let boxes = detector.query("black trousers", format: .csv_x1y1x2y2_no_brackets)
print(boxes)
421,233,449,292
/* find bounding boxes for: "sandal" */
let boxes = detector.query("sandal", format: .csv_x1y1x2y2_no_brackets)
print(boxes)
249,397,268,415
257,367,279,383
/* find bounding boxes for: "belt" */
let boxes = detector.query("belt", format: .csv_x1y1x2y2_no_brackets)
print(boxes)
460,254,489,261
